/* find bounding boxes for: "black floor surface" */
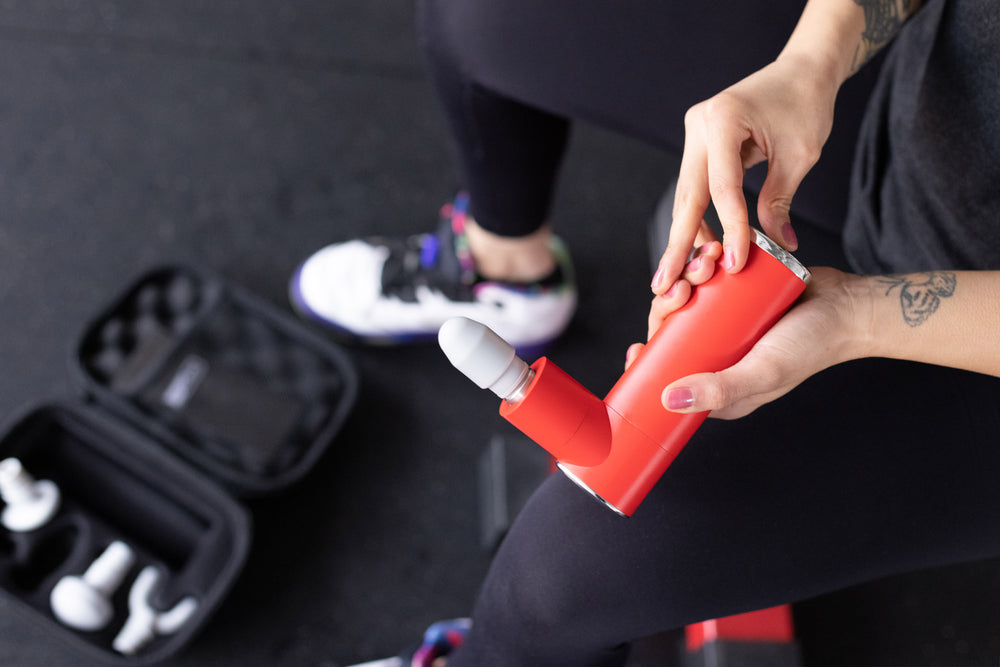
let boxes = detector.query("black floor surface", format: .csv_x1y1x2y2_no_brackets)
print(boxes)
0,3,999,666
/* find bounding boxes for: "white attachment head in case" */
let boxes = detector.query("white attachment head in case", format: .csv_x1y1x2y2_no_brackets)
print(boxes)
113,565,199,655
438,317,531,399
50,540,136,631
0,457,61,532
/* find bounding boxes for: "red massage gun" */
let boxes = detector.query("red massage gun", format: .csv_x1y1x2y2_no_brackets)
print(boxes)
439,230,810,516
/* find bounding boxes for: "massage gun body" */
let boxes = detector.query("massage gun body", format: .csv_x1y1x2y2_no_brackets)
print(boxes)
441,231,810,516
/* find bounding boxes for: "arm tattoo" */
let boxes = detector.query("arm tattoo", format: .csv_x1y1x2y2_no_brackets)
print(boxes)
851,0,923,72
877,272,956,327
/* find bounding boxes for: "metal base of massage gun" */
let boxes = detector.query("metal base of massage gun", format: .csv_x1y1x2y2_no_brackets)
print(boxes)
439,230,810,516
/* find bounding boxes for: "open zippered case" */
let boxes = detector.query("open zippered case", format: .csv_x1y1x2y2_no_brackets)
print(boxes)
0,264,357,664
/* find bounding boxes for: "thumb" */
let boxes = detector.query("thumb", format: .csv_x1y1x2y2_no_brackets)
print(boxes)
661,372,731,413
756,152,816,251
661,364,781,420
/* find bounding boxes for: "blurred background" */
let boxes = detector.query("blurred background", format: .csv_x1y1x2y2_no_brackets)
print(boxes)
0,2,998,665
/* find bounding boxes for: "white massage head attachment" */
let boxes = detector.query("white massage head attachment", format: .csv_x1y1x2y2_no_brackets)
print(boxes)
438,317,531,400
113,565,199,655
50,540,136,631
0,457,61,532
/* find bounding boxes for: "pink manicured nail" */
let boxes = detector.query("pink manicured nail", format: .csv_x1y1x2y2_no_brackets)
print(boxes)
781,222,798,248
651,267,664,289
625,344,641,366
665,387,695,410
663,280,679,298
722,247,736,271
687,256,703,272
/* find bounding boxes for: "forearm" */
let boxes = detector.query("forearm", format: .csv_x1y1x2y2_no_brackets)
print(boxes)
778,0,923,91
851,271,1000,377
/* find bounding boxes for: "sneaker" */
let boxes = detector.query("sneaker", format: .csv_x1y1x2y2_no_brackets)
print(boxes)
289,193,576,355
411,618,471,666
344,618,471,667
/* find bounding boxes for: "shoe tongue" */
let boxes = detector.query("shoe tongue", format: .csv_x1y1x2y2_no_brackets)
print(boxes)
378,194,479,300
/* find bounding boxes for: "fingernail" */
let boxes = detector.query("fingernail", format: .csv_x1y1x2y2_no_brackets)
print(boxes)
687,256,703,272
722,247,736,271
663,280,679,298
781,222,798,249
625,344,641,366
665,387,695,410
651,267,664,289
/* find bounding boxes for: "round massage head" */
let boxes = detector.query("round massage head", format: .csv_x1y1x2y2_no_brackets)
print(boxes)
438,318,530,399
0,458,61,532
50,541,136,631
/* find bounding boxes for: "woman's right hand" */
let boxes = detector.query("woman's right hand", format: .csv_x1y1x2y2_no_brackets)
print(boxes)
653,53,841,296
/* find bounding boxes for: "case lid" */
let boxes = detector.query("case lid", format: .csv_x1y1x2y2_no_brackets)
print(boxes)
70,265,358,496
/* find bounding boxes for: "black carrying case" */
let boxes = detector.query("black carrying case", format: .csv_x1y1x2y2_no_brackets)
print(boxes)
0,264,357,664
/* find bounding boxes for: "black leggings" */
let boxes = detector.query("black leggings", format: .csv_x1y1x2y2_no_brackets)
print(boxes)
452,354,1000,665
415,2,1000,665
416,0,882,237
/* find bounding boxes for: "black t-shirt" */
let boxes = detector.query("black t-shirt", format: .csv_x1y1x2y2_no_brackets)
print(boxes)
844,0,1000,274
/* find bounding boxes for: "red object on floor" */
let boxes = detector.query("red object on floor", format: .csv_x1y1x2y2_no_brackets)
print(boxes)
685,604,796,652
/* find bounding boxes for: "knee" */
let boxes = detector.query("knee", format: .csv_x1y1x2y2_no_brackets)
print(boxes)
500,559,580,632
474,555,593,658
474,509,613,645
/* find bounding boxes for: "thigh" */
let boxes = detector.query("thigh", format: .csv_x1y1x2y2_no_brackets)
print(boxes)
419,0,883,232
425,0,800,137
453,358,1000,664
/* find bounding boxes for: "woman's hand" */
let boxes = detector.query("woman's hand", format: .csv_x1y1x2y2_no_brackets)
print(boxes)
645,239,723,341
652,54,840,294
631,266,867,420
628,238,722,367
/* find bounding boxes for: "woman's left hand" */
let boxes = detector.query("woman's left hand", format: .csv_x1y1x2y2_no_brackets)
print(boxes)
628,265,865,420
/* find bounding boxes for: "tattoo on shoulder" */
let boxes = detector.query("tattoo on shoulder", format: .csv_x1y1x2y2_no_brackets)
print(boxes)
851,0,923,72
877,271,956,327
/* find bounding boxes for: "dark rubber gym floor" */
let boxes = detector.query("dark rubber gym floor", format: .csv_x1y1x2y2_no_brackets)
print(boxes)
1,3,999,665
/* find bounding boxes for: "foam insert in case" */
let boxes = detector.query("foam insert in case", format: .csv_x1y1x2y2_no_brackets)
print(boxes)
0,265,358,664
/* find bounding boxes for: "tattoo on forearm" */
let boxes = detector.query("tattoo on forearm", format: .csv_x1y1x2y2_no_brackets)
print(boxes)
877,272,956,327
851,0,923,72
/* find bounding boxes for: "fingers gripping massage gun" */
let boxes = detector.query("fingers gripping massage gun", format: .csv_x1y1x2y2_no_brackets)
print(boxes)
439,230,810,516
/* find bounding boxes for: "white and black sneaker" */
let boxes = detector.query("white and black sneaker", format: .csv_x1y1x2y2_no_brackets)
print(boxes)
289,193,576,355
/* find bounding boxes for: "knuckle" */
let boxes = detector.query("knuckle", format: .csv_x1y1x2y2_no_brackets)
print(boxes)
664,241,685,262
708,174,739,199
787,138,822,169
702,93,739,122
803,142,822,166
763,193,794,216
683,103,705,128
753,362,785,391
699,377,729,410
714,366,776,411
685,93,740,129
672,184,699,216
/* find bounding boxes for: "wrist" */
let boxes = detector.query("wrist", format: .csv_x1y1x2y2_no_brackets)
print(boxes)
840,273,880,361
773,49,846,104
777,0,867,89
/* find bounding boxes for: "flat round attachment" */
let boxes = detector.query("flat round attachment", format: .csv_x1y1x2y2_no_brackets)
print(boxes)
50,577,114,631
0,478,61,533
